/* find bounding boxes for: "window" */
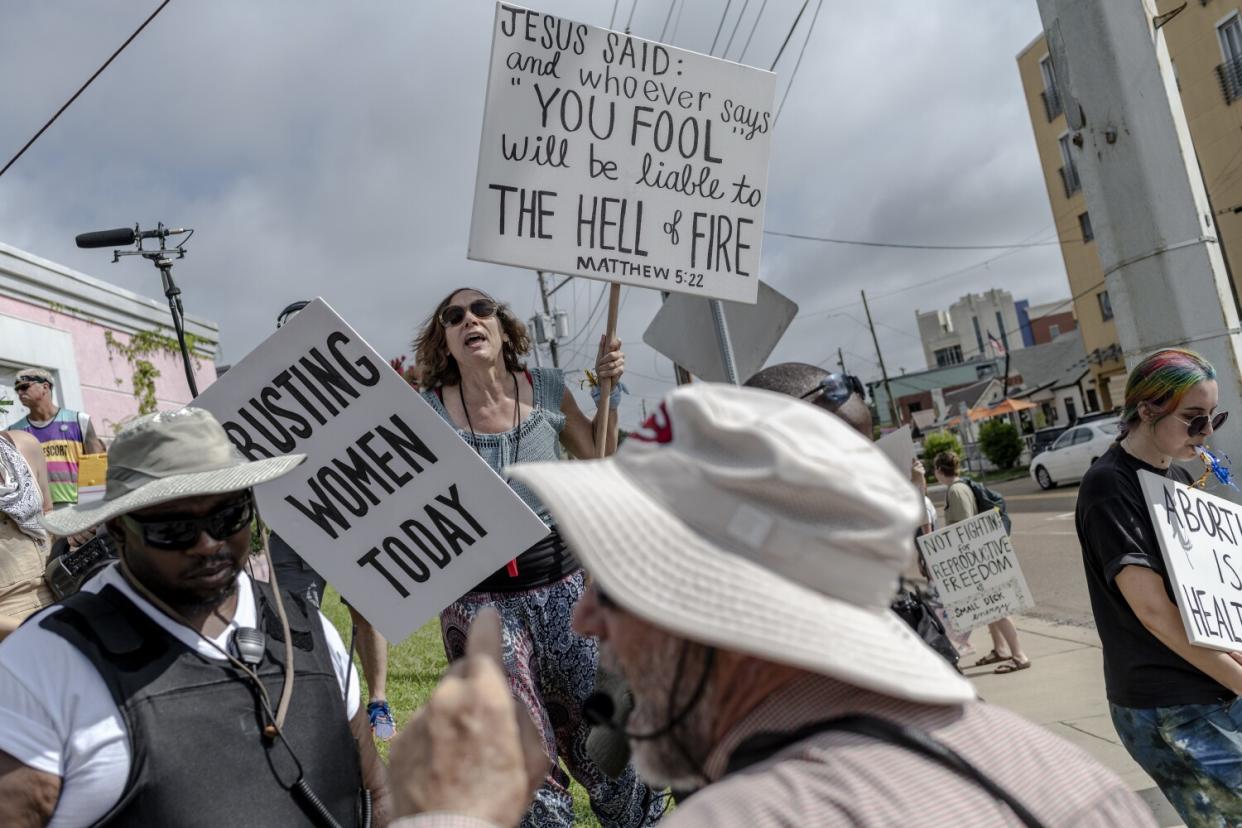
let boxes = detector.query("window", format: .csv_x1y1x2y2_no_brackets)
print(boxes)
1059,133,1081,196
1072,426,1091,445
1098,290,1114,321
934,345,963,367
1099,421,1121,436
1040,56,1062,120
1066,399,1079,424
1049,324,1061,339
1051,430,1075,451
1219,14,1242,103
1079,212,1094,242
994,311,1009,351
1086,388,1100,411
972,316,985,355
976,364,996,380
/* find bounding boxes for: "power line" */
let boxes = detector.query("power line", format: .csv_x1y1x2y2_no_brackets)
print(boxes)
609,0,621,28
0,0,174,180
670,0,688,42
709,0,735,56
738,0,770,62
764,229,1066,251
626,0,641,32
722,0,752,58
659,0,678,41
768,0,809,71
773,0,824,125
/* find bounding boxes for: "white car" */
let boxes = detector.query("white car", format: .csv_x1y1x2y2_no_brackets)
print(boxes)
1030,420,1121,489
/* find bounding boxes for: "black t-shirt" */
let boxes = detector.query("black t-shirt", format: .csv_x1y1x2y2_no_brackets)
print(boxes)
1076,442,1233,707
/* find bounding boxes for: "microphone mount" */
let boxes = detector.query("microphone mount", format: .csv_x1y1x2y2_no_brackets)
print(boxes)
75,222,200,397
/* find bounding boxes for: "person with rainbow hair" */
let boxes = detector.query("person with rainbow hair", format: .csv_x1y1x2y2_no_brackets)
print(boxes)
1076,348,1242,824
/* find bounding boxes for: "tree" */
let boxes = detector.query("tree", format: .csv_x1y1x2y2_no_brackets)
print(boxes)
921,430,963,466
920,430,965,488
979,419,1024,469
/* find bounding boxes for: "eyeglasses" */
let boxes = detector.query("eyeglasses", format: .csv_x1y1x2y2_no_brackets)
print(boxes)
799,373,865,408
121,494,254,551
15,376,47,391
1173,411,1229,437
439,299,498,328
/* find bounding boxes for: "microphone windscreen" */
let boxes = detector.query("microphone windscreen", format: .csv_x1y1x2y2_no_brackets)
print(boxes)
76,227,136,248
586,724,632,779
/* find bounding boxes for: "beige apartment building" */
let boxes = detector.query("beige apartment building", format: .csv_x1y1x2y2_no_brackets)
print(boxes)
1017,1,1242,409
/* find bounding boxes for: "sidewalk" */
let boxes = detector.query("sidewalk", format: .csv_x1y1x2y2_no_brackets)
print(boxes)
962,617,1184,827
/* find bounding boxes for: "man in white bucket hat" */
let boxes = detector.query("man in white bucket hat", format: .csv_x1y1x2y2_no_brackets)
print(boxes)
385,384,1152,827
0,408,388,827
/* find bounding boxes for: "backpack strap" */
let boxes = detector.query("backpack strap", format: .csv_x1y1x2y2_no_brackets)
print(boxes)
726,713,1046,828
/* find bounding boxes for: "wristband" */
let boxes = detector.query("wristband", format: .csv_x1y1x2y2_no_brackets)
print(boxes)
590,382,624,409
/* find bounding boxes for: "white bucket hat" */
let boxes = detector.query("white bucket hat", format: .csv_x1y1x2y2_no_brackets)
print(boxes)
42,408,305,537
509,383,975,705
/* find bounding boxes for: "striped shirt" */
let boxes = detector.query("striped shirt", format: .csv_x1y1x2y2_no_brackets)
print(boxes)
11,409,86,505
396,673,1154,828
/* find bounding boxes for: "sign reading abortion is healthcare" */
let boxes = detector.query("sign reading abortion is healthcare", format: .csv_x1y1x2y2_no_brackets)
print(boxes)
194,300,549,643
1140,470,1242,652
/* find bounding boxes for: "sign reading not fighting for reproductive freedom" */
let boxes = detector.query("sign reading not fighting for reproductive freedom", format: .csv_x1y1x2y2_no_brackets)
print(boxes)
917,511,1034,632
194,300,549,643
468,2,777,303
1139,470,1242,652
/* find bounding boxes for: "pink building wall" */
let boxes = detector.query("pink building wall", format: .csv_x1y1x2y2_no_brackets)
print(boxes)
0,295,217,439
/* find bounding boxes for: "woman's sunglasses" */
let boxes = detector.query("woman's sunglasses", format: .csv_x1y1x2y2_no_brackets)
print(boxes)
1174,411,1229,437
121,494,254,551
439,299,498,328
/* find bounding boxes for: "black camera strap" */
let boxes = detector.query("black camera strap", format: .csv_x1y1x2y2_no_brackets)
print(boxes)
726,714,1046,828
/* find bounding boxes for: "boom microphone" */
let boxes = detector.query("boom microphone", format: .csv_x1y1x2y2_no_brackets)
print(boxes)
75,226,186,248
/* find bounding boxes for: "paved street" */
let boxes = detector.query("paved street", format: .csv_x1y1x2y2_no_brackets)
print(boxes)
932,475,1184,826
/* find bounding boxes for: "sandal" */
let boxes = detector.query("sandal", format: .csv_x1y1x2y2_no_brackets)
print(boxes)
974,649,1011,667
995,658,1032,674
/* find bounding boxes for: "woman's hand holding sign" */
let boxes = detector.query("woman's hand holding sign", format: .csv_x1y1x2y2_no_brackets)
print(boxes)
388,608,549,826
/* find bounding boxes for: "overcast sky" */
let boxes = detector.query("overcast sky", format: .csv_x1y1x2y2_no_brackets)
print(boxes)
0,0,1068,426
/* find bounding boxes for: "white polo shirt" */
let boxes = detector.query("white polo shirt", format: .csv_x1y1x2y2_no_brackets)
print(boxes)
0,565,360,827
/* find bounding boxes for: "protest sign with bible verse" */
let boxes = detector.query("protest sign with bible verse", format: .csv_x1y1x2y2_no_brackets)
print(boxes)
468,2,777,304
917,510,1034,632
193,299,549,643
1139,470,1242,652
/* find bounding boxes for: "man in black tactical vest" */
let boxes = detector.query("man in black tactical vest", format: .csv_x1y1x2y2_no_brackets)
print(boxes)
0,408,389,827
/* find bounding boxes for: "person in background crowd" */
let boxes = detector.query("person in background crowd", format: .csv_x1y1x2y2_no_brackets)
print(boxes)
11,368,105,510
1077,348,1242,825
265,299,398,741
0,428,53,638
385,384,1156,828
413,287,663,828
745,362,970,657
0,408,388,826
933,450,1030,674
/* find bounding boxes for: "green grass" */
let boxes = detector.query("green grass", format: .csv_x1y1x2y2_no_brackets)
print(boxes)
976,465,1031,485
320,588,601,826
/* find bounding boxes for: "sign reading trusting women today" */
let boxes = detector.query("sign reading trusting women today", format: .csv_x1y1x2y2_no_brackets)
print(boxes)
194,300,549,643
1139,470,1242,652
469,3,777,303
917,510,1035,632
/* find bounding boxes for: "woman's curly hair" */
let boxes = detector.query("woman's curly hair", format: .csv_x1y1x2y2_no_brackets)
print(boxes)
414,287,531,388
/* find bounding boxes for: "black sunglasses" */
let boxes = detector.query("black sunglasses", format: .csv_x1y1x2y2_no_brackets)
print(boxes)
121,494,254,551
1175,411,1229,437
439,299,498,328
799,373,865,408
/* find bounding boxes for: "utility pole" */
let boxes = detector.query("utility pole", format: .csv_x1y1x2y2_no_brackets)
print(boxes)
861,289,900,426
535,271,560,368
837,347,846,374
1037,0,1242,486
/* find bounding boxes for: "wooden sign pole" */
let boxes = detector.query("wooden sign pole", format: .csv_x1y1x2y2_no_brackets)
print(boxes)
595,282,622,459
